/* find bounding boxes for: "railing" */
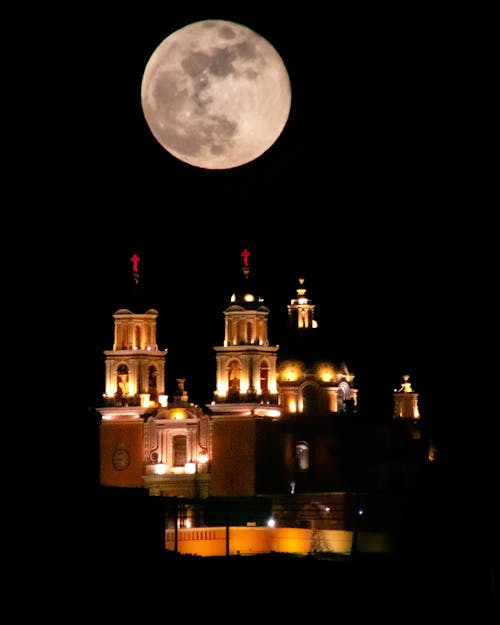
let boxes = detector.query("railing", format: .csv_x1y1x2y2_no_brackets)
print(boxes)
102,394,142,407
213,392,279,405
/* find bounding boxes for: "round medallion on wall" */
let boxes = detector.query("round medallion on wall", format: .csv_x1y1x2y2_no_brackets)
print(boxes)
112,448,130,470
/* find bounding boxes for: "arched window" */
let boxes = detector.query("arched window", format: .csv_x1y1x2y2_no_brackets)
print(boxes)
228,360,241,400
296,442,310,471
117,364,129,396
148,366,158,402
302,383,319,414
337,381,351,412
260,360,269,394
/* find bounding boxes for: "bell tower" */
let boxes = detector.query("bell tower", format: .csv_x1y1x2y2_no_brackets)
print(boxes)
208,250,282,496
393,375,420,421
392,374,422,445
97,253,168,488
102,308,167,408
287,277,318,330
212,249,279,408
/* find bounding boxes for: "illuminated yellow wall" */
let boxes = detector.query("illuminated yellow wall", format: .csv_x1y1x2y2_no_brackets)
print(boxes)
100,421,144,487
166,527,228,556
230,527,274,554
271,527,312,554
166,527,359,556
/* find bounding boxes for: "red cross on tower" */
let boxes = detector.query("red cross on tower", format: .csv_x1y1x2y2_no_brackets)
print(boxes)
130,254,141,272
241,248,251,267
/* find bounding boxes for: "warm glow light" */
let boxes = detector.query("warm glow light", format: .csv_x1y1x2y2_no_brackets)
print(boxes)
154,464,168,475
244,294,255,302
280,361,303,382
217,381,229,397
167,526,354,557
158,395,168,407
267,517,276,527
172,410,186,420
198,451,208,464
101,414,141,421
317,364,335,382
185,461,196,474
288,400,297,413
254,408,281,417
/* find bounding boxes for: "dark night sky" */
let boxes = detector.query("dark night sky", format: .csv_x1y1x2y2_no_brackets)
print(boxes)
74,8,498,612
83,3,482,463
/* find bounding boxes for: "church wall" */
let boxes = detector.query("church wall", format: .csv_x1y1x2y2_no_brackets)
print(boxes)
310,432,344,491
211,418,256,496
100,420,144,487
255,419,285,493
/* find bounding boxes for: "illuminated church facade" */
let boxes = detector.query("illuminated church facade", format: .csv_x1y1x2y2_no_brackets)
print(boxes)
97,251,429,520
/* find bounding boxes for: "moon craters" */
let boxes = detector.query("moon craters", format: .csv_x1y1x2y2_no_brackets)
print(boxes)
141,19,291,169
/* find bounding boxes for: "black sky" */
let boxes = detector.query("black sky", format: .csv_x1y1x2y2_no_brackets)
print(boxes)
83,3,478,458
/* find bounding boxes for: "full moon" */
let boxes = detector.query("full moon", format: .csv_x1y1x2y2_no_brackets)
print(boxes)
141,19,291,169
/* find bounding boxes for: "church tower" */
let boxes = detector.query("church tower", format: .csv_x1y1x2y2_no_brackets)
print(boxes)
211,249,279,409
208,250,282,496
97,255,169,488
97,254,212,499
287,277,318,330
392,373,437,461
393,374,420,439
279,276,357,416
102,308,167,408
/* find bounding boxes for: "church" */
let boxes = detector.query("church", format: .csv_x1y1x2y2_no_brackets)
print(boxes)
95,249,433,553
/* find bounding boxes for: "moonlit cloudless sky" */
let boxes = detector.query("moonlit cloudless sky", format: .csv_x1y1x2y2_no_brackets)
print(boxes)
84,3,481,462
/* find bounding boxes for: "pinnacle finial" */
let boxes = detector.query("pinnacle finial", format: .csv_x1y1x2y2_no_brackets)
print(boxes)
130,253,141,285
241,248,251,267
